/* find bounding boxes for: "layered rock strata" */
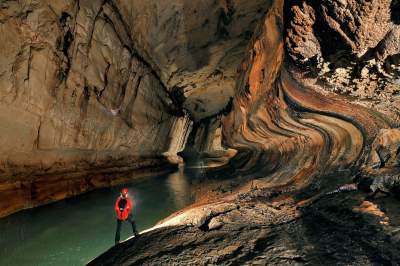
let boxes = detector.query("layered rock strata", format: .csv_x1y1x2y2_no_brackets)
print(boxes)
0,0,276,216
89,189,400,266
0,0,185,217
91,0,400,264
222,0,399,191
1,0,400,264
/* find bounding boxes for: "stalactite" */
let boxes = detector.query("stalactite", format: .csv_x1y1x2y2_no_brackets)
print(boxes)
165,113,193,155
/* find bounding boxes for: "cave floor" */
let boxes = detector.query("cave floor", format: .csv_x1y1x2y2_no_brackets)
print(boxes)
89,188,400,266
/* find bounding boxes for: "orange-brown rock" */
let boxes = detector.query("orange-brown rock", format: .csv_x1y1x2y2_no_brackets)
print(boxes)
222,0,399,193
91,0,400,264
1,0,400,264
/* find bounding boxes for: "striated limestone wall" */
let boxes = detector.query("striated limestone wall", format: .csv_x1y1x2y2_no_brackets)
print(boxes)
222,0,400,192
0,0,186,217
0,0,276,216
1,0,399,220
87,1,400,265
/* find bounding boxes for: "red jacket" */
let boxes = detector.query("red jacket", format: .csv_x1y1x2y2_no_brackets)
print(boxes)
115,196,133,220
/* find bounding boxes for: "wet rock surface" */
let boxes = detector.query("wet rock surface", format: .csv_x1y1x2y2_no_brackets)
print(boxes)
1,0,399,265
88,190,400,266
90,0,399,264
0,0,190,216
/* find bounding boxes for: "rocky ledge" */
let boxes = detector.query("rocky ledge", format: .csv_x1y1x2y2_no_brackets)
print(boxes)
88,0,399,264
1,0,399,264
88,187,400,265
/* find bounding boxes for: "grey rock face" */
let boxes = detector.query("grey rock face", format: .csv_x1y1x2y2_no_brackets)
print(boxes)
112,0,272,121
0,0,186,216
88,190,400,266
0,0,273,216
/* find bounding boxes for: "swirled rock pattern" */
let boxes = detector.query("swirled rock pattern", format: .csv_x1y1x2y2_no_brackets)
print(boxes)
1,0,400,264
91,0,400,265
222,0,399,192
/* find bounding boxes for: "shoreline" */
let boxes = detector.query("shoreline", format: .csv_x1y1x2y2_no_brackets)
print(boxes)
0,157,178,218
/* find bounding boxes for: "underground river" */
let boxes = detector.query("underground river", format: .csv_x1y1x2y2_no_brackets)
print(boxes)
0,167,205,266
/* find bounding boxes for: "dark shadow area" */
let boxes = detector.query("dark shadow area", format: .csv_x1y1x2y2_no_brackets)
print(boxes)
283,0,355,67
392,0,400,24
294,193,400,265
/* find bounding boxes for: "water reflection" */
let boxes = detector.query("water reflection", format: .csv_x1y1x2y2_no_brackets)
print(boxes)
0,169,203,266
166,168,192,207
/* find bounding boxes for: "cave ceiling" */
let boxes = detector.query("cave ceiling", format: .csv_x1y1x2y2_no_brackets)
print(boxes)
112,0,273,121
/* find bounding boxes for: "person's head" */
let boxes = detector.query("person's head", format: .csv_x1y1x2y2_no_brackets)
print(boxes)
121,188,129,198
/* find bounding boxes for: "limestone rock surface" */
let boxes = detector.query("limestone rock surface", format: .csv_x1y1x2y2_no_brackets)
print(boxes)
0,0,275,216
0,0,187,216
90,0,400,264
1,0,400,265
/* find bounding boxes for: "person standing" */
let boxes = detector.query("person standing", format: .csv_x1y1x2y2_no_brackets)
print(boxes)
114,188,138,244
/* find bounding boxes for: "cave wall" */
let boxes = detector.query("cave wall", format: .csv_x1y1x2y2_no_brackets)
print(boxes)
0,0,187,217
111,0,273,121
179,115,225,165
222,0,400,192
0,0,278,217
88,1,400,264
285,0,400,119
1,0,399,217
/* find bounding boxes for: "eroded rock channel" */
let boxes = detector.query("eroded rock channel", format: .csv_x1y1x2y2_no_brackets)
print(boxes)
1,0,400,265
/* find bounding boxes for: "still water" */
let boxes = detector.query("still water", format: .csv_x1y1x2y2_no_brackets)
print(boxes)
0,168,202,266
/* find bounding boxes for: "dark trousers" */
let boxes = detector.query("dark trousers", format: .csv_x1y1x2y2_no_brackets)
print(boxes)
115,214,138,244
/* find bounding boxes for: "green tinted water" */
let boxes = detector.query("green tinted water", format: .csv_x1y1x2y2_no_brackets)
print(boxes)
0,168,200,266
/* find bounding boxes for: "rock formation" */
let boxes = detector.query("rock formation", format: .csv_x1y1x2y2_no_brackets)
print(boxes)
221,0,400,192
89,0,400,265
1,0,400,264
0,0,186,217
0,0,271,216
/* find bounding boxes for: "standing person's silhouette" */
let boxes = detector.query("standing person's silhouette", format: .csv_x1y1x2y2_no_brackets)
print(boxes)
114,188,138,244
